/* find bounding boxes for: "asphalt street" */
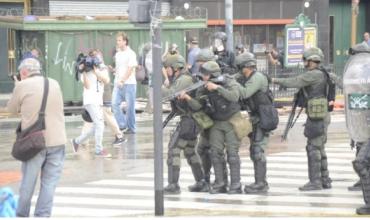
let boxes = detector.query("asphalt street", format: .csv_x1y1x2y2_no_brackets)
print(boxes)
0,110,362,217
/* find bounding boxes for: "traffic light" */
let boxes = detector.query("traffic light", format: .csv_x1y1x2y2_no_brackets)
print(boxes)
128,0,151,23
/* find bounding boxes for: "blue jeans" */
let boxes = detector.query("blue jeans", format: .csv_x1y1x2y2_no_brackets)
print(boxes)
16,145,65,217
75,104,105,153
112,84,136,132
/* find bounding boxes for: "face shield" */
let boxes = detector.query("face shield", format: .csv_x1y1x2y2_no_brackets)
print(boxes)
213,38,225,53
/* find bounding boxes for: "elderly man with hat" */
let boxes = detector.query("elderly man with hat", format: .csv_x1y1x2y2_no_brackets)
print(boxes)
7,58,66,217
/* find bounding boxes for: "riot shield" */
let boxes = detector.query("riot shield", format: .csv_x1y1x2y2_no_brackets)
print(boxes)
343,47,370,142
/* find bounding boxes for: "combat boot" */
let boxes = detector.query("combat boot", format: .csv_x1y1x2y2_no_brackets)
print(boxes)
348,179,362,191
228,153,242,194
165,165,180,194
356,204,370,215
188,162,207,192
320,150,332,189
322,177,332,189
299,181,323,191
164,183,181,195
228,183,242,194
188,180,209,192
299,148,323,191
357,176,370,215
244,160,269,194
209,161,227,194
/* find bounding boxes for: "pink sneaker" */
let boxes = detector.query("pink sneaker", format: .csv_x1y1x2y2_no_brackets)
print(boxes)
95,149,112,158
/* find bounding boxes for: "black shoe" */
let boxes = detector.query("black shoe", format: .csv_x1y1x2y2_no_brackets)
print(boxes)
244,182,269,194
356,204,370,215
209,185,227,194
164,183,181,195
322,177,332,189
188,181,209,192
112,136,127,146
348,180,362,191
299,181,323,191
228,183,242,194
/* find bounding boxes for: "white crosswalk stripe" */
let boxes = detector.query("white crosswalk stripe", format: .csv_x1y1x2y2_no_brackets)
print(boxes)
138,112,346,124
32,140,362,217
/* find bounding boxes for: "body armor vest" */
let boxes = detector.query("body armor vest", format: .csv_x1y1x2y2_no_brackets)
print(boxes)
302,70,328,102
238,72,272,115
204,90,240,121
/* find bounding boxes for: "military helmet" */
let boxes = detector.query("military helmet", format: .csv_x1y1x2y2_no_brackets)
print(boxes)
213,32,227,42
236,43,244,50
196,48,215,62
235,52,257,68
349,42,370,55
200,61,221,78
303,47,324,62
163,54,185,70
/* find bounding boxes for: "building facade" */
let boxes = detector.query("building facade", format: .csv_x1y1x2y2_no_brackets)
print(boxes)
0,0,369,93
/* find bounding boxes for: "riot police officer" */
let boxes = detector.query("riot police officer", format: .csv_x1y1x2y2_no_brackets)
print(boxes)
162,54,207,194
212,32,237,75
192,49,217,187
344,42,370,214
236,52,272,194
182,61,242,194
272,47,332,191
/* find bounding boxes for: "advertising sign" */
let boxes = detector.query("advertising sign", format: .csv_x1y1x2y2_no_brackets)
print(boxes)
284,14,318,67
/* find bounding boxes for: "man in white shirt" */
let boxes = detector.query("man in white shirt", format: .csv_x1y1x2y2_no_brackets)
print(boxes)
111,32,138,134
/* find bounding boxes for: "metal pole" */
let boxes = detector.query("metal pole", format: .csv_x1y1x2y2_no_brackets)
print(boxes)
351,0,360,46
225,0,233,51
151,0,164,216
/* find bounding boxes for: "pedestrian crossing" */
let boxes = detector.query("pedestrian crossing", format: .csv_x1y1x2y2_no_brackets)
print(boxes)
136,112,346,125
29,140,363,217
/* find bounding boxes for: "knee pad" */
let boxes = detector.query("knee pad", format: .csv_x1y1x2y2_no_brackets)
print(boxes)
185,147,199,165
250,145,265,162
353,160,368,177
227,154,240,165
307,145,321,161
210,148,224,163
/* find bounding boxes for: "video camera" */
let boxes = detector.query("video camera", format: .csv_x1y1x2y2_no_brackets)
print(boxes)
10,73,21,81
74,53,101,81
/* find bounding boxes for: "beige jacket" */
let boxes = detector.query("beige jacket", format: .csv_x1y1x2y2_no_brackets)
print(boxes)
7,75,67,147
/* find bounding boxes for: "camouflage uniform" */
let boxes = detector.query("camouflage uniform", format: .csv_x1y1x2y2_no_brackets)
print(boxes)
162,54,206,194
273,47,332,191
187,61,242,194
236,52,270,194
193,49,217,186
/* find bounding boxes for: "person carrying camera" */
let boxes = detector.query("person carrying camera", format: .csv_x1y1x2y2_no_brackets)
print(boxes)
7,58,66,217
71,50,111,157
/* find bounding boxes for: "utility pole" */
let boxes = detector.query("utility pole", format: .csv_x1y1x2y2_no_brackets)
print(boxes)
351,0,360,46
225,0,233,51
150,0,164,216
